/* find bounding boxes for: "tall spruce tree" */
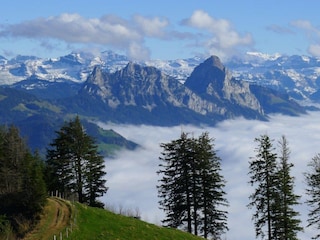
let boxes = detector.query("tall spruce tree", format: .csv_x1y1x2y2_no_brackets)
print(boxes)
272,135,302,239
157,131,228,239
305,153,320,239
196,132,228,239
0,125,47,237
85,150,108,207
0,126,27,195
248,134,278,240
249,134,302,240
46,116,107,206
157,132,193,230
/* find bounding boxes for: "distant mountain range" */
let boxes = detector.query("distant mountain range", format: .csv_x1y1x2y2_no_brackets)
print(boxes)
0,50,317,155
2,50,320,103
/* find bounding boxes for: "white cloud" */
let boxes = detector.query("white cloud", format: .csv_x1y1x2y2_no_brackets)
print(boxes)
308,44,320,57
133,15,169,38
291,20,320,57
291,20,314,31
0,13,172,60
182,10,253,60
99,111,320,239
128,42,150,61
0,11,254,60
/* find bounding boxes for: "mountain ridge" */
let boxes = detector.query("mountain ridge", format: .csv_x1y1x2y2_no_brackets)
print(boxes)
0,52,312,154
65,55,305,126
2,50,320,104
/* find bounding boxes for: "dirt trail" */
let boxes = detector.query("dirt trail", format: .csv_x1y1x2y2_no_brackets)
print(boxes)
23,197,73,240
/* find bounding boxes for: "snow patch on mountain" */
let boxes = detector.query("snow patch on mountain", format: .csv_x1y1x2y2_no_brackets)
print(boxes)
1,50,320,102
246,51,282,61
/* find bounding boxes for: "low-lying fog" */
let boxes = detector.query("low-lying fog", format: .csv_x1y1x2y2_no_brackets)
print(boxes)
99,111,320,239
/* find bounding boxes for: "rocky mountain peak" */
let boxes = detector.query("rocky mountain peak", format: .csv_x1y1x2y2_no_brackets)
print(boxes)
113,62,164,87
184,55,263,114
184,55,226,95
203,55,225,71
87,66,104,86
122,62,160,76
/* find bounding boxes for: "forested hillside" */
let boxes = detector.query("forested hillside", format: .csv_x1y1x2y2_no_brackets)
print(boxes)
0,125,47,238
0,116,109,238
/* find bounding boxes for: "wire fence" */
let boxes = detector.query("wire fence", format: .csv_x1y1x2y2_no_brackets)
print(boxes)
50,191,77,240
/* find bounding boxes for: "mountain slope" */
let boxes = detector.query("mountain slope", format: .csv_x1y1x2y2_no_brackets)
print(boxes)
67,63,219,125
229,52,320,101
185,56,264,119
24,197,203,240
0,86,138,156
0,54,309,145
250,84,306,116
66,55,304,126
2,51,320,104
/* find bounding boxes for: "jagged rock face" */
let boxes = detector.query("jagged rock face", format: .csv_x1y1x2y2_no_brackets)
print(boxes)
223,73,262,112
81,56,265,121
79,55,307,124
185,56,263,115
85,66,112,98
83,63,187,110
82,61,227,117
0,52,308,127
185,56,226,97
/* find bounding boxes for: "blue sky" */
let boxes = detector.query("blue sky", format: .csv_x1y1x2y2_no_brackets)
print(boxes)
1,0,319,60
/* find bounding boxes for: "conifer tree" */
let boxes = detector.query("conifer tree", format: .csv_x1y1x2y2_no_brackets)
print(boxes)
196,132,228,239
272,136,302,239
305,153,320,239
248,134,277,240
20,151,47,217
46,116,107,206
249,134,302,240
0,125,47,237
157,131,228,239
157,132,193,230
85,150,108,207
0,125,27,195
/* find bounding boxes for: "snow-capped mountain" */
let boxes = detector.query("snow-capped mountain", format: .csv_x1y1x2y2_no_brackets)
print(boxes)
1,50,320,103
228,52,320,101
0,54,308,153
0,51,127,85
0,51,203,86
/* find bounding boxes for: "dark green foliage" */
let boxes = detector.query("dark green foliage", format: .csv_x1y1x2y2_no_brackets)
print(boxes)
305,153,320,239
196,132,228,239
157,132,228,239
248,134,278,239
158,132,191,229
21,152,47,216
248,134,302,240
84,146,108,207
0,125,47,238
46,116,108,206
272,136,302,239
0,215,13,239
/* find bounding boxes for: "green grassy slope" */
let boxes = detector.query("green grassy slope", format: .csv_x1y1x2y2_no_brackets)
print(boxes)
25,198,203,240
70,202,203,240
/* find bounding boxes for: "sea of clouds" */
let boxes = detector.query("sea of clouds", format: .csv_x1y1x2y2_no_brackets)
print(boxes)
98,111,320,239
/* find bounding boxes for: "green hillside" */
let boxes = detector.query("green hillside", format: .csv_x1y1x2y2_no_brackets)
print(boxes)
24,197,203,240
